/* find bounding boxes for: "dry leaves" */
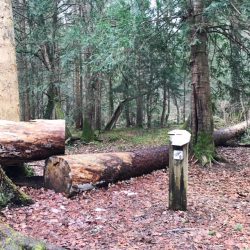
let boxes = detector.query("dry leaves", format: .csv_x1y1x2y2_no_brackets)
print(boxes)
0,146,249,249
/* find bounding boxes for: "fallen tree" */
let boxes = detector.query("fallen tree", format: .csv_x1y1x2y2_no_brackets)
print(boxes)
44,146,169,196
0,119,65,165
44,119,250,196
213,119,250,146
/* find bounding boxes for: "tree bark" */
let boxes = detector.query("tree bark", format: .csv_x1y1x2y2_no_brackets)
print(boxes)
44,146,169,195
188,0,214,163
0,0,20,121
0,119,65,165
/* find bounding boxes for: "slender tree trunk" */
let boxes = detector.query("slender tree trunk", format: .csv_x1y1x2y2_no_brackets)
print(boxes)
173,94,180,124
95,75,102,130
161,83,167,127
146,93,152,128
136,96,144,128
183,80,186,123
108,75,114,118
165,87,171,124
75,56,83,129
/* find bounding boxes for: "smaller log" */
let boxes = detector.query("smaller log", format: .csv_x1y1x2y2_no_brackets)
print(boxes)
44,146,169,196
0,119,65,165
213,119,250,146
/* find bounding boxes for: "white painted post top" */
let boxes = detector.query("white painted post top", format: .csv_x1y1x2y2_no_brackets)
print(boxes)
168,129,191,146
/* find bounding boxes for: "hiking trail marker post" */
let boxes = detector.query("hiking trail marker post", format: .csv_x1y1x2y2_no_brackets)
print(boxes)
168,130,191,211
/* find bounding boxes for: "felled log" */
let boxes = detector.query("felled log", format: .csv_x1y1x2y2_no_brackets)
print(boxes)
0,223,65,250
0,119,65,165
213,119,250,146
44,146,169,195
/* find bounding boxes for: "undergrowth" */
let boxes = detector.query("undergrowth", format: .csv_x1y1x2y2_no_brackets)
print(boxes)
100,127,170,146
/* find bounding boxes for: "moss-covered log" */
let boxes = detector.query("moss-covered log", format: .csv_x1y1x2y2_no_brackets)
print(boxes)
0,119,65,165
44,146,169,196
0,166,33,208
0,223,65,250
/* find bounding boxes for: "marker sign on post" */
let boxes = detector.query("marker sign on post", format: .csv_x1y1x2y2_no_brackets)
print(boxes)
173,150,183,160
168,129,191,211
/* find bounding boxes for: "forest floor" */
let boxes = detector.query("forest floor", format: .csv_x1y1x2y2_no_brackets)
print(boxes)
0,128,250,250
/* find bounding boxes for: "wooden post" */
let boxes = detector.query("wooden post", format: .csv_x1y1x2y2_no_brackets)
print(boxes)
168,130,191,211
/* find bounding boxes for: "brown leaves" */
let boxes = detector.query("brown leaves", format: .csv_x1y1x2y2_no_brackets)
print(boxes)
0,146,250,249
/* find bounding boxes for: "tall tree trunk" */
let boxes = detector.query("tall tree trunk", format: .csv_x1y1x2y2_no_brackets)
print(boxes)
95,75,102,130
108,75,114,118
75,56,83,129
0,0,20,121
172,94,180,124
161,83,167,127
0,0,33,207
136,96,144,128
146,93,152,128
188,0,214,163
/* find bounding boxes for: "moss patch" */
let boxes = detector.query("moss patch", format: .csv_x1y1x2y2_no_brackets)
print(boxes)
81,118,95,143
193,132,215,166
0,167,33,208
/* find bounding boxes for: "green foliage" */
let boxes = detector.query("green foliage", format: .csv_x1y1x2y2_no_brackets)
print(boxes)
240,129,250,144
234,223,243,232
13,0,250,152
100,127,169,146
0,192,11,208
208,230,216,236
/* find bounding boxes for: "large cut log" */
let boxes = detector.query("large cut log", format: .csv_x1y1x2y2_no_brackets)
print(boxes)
44,146,169,195
213,119,250,146
0,119,65,165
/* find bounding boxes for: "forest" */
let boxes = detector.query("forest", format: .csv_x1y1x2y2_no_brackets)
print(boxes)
0,0,249,249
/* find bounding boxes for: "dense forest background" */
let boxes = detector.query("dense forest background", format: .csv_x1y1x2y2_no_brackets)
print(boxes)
13,0,250,132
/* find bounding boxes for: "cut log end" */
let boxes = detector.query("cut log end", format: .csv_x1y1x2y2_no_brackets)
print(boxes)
44,157,71,194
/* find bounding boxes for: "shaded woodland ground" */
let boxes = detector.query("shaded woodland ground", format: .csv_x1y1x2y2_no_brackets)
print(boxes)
0,128,250,250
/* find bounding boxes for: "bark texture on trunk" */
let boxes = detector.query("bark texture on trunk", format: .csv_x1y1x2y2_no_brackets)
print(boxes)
0,0,20,121
0,119,65,165
189,0,214,163
44,146,169,195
